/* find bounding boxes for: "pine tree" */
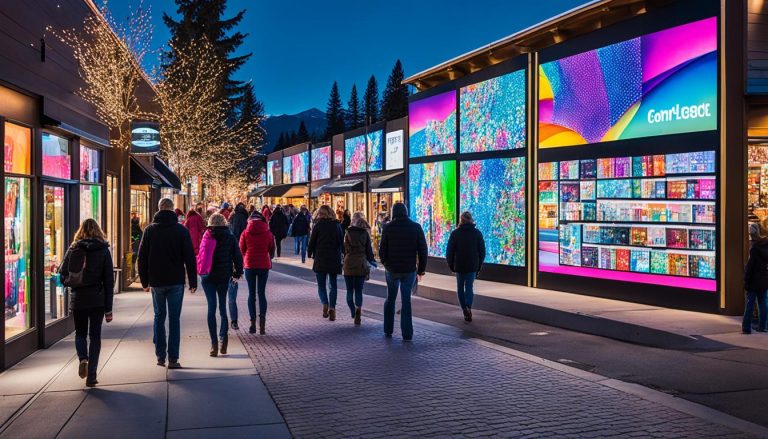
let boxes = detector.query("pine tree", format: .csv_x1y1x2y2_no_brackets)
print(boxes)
363,75,379,125
346,84,362,130
231,82,265,181
381,59,409,121
325,81,345,139
297,121,310,143
289,130,298,146
276,132,286,150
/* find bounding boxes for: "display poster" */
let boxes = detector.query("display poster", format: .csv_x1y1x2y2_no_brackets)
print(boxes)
539,17,717,148
130,121,161,154
41,133,71,179
266,161,275,186
386,130,404,170
409,160,456,257
282,156,291,185
284,151,309,184
409,90,456,157
367,130,383,172
345,134,366,174
4,122,31,174
312,146,331,180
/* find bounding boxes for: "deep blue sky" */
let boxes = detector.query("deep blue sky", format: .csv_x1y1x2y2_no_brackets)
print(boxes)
107,0,587,116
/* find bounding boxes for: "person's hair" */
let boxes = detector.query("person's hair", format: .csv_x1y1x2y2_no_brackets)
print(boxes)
351,211,370,230
72,218,107,246
460,211,475,225
315,205,336,221
757,218,768,241
208,213,227,227
158,198,174,211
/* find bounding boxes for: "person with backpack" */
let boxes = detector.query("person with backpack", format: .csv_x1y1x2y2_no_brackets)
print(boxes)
184,207,205,256
197,213,243,356
743,217,768,334
308,205,344,321
138,198,197,369
343,212,377,325
269,206,290,258
446,211,486,322
292,205,311,263
240,211,276,334
58,219,114,387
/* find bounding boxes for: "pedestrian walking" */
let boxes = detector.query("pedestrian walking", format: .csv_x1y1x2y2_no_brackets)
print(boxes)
379,202,427,341
219,202,232,221
292,205,311,263
130,214,142,277
197,214,243,356
58,219,114,387
343,212,377,325
138,198,197,369
341,209,351,234
230,202,249,242
446,211,486,322
743,218,768,334
308,205,344,321
261,205,272,223
240,211,276,334
269,206,290,258
184,207,206,255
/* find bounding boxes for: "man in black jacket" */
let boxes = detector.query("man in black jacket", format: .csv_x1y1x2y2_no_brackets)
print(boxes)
446,211,486,322
138,198,197,369
292,205,311,263
378,202,428,341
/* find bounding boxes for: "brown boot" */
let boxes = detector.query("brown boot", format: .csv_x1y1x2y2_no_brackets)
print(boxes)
210,343,218,357
322,304,329,318
328,308,336,321
354,307,361,325
220,336,228,355
259,315,266,335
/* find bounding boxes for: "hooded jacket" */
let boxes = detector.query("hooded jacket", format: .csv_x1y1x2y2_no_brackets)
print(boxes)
379,204,428,275
240,218,276,270
184,209,206,255
138,209,198,289
269,208,290,239
308,218,344,274
446,223,486,274
745,240,768,291
202,226,244,283
230,205,249,242
343,226,375,277
59,238,114,312
291,211,311,237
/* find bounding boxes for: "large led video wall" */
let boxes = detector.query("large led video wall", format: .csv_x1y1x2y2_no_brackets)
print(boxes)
266,160,276,185
538,150,716,291
312,146,331,180
409,160,456,257
409,91,456,158
460,157,526,266
539,17,717,148
367,130,383,172
345,134,366,174
460,69,526,153
283,151,309,184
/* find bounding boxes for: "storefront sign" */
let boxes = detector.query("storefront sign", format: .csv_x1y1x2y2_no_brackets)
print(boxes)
386,130,404,170
130,121,161,154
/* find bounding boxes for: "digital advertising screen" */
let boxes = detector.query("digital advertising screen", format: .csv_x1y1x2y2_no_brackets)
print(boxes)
288,151,309,183
282,156,292,184
345,134,366,174
312,146,331,180
409,160,456,257
460,69,526,153
386,130,404,170
409,90,457,158
538,17,717,148
460,157,526,266
367,130,383,172
266,160,275,185
130,121,161,154
537,150,716,291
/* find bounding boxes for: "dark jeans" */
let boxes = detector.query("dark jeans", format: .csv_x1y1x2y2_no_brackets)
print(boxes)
743,290,768,333
245,268,269,320
384,271,416,339
344,275,365,317
295,235,308,262
275,237,283,257
456,272,476,309
201,276,229,345
152,285,185,362
228,280,239,322
316,272,338,308
73,306,105,379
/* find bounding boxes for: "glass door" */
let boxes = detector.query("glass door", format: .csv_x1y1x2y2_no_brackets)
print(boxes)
43,184,68,323
106,174,119,260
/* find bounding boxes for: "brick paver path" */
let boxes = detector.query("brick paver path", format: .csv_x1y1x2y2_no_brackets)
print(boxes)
237,271,752,438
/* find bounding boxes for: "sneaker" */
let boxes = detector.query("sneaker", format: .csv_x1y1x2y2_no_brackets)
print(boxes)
168,360,182,369
85,378,98,388
78,359,88,379
157,359,166,367
231,320,239,330
328,309,336,321
354,307,361,325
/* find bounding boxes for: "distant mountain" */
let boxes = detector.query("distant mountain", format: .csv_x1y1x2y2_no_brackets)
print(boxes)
261,108,327,152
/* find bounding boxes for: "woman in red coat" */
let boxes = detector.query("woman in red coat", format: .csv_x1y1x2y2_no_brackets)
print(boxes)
184,208,206,255
239,211,276,335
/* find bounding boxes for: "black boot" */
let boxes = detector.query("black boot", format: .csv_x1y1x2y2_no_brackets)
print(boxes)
220,336,228,355
249,319,256,334
259,315,266,335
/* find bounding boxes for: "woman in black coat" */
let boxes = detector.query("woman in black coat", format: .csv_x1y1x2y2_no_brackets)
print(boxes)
445,211,486,322
308,205,344,321
59,219,114,387
743,218,768,334
269,206,290,258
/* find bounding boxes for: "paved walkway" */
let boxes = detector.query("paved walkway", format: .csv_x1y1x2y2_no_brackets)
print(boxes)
0,288,289,439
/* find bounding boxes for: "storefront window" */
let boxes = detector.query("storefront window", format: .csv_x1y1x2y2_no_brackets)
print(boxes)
80,146,101,182
42,133,71,179
106,175,119,259
4,122,31,174
131,188,151,227
5,177,32,339
44,185,68,323
80,184,102,226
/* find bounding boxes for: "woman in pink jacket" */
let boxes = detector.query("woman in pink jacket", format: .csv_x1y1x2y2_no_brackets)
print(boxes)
184,208,206,255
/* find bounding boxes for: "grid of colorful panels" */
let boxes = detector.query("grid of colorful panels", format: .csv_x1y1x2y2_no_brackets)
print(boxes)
538,151,716,283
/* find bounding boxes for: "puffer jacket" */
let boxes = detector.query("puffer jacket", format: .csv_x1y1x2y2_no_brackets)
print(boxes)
343,226,375,277
446,223,486,274
59,238,114,312
269,209,290,240
138,210,197,289
230,205,249,242
240,218,276,270
308,218,344,274
379,204,428,275
202,226,243,283
184,209,206,255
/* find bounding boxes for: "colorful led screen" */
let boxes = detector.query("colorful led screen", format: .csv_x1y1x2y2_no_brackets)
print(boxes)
266,161,275,185
460,158,526,266
282,157,291,184
538,150,716,291
460,69,526,153
539,17,717,148
409,90,457,157
287,151,309,183
367,130,383,172
409,161,456,257
345,134,366,174
312,146,331,180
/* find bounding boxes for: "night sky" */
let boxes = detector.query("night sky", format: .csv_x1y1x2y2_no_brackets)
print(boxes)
106,0,587,116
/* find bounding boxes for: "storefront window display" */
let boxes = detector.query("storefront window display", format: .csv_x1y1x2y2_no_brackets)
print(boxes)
131,188,151,227
5,177,32,339
41,133,71,179
4,122,31,174
80,146,101,182
106,175,119,259
44,185,68,323
80,184,102,226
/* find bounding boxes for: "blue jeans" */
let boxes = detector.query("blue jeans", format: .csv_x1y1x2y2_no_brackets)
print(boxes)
152,285,185,362
344,275,365,317
201,276,229,345
742,290,768,333
456,272,476,309
295,235,308,262
245,268,269,320
316,272,338,308
384,271,416,339
227,280,239,322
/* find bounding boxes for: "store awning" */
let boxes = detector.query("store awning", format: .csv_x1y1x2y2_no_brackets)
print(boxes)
369,171,404,193
262,184,308,198
320,178,364,194
310,180,331,197
130,155,160,186
248,186,270,197
153,157,182,190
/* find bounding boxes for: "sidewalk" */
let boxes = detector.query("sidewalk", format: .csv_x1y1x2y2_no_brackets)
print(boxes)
276,237,759,351
0,288,289,439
